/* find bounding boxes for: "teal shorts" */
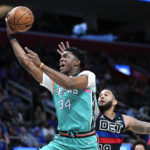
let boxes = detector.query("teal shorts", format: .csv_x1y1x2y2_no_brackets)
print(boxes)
39,134,99,150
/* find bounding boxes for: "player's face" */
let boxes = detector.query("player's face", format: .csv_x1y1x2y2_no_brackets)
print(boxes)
134,144,145,150
98,89,115,111
59,51,78,75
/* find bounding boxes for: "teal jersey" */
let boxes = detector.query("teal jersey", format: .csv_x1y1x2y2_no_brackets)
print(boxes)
40,70,97,132
52,71,97,132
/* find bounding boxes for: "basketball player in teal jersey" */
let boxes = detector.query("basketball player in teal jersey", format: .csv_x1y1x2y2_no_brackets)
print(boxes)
6,16,98,150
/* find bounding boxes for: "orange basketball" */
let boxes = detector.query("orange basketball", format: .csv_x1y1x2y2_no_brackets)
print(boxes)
8,6,34,32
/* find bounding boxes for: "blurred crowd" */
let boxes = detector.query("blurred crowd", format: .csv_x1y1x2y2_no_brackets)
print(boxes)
0,40,150,149
0,11,149,44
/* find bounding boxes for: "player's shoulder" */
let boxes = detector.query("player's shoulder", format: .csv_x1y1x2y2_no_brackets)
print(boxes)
122,114,135,127
79,70,96,76
122,114,133,120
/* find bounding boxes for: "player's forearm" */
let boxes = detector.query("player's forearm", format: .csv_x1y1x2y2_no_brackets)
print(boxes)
130,120,150,134
41,65,72,89
10,39,27,64
10,39,43,83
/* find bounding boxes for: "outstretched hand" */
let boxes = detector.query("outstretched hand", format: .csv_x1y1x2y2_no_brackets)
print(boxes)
57,41,70,56
24,47,41,68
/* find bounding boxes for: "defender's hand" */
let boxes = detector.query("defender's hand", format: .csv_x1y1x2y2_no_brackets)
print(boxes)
57,41,70,56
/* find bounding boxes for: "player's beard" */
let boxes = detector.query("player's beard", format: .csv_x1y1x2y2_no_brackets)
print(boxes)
99,101,112,112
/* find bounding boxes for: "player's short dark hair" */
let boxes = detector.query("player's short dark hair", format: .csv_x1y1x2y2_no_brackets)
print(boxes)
104,88,119,100
66,47,87,69
132,140,147,150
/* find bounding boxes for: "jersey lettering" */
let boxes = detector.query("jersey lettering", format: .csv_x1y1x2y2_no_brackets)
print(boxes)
99,120,123,133
55,88,78,96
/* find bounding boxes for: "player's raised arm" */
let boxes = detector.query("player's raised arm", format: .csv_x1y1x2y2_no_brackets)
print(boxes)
25,47,89,89
6,16,43,83
25,42,92,90
123,115,150,134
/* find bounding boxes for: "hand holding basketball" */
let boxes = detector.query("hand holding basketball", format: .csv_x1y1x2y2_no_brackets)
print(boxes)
6,13,16,35
6,6,34,32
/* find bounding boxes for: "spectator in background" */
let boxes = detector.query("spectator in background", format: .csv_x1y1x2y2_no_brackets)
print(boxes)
132,140,147,150
2,101,13,122
0,122,10,150
47,114,57,129
11,108,24,125
32,126,47,147
0,67,8,84
40,91,55,112
41,123,55,143
19,125,38,147
138,103,150,121
0,126,5,150
6,121,18,136
0,89,7,104
8,89,22,106
34,105,47,125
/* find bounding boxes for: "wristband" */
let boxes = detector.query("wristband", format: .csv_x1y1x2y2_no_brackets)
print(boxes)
39,62,45,70
8,34,16,41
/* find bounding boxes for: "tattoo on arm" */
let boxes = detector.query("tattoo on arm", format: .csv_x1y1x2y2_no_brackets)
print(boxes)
131,119,150,134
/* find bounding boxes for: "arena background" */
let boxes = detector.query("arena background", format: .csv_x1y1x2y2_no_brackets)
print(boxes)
0,0,150,150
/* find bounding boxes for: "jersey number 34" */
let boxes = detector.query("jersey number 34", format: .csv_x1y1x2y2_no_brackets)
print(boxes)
59,99,71,110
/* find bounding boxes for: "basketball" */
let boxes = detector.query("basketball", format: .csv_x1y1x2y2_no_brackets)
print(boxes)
8,6,34,32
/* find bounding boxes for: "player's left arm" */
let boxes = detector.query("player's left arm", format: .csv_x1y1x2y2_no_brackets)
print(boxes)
123,114,150,134
41,67,96,90
41,66,89,89
24,42,90,89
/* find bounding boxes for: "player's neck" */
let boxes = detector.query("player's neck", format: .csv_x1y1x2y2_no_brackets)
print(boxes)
103,108,116,120
67,67,81,76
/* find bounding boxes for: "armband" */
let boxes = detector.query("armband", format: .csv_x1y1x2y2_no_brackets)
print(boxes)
39,62,45,70
8,34,16,41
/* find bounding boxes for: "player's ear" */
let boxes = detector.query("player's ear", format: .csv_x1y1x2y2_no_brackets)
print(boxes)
74,60,80,66
113,99,118,106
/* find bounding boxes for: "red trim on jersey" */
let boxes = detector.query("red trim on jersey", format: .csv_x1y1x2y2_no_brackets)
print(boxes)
98,137,123,144
59,133,70,136
59,131,95,138
76,131,95,137
147,139,150,145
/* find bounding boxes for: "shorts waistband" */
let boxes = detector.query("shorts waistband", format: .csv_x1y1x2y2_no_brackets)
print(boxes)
59,130,96,138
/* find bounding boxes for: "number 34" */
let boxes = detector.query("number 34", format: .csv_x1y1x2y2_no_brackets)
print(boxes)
59,99,71,110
